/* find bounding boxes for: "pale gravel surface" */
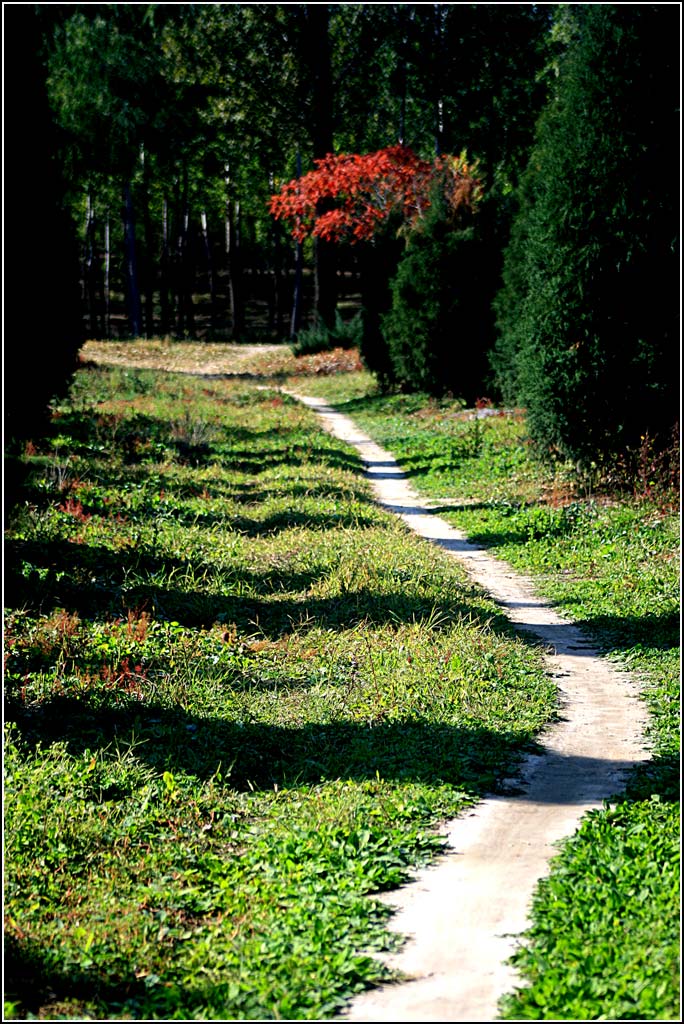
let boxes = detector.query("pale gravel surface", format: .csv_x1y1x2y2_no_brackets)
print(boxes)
289,393,649,1023
81,340,289,377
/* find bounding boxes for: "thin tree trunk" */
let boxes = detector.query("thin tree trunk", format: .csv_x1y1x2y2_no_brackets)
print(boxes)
433,4,445,156
200,209,217,334
122,181,142,337
182,194,195,337
268,171,284,337
81,193,89,306
84,191,98,335
104,214,110,338
273,221,284,337
224,165,235,332
141,146,155,337
224,164,243,338
396,6,413,145
271,218,284,338
160,197,172,335
289,151,303,340
305,3,337,329
175,208,185,337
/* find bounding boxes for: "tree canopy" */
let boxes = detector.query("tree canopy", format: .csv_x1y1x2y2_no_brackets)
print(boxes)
10,3,678,467
270,145,481,243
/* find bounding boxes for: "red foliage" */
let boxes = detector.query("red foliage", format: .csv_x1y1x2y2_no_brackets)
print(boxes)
59,497,91,523
270,145,481,244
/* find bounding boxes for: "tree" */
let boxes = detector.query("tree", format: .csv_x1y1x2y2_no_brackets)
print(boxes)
382,184,487,400
4,5,83,507
39,4,555,346
328,4,553,393
270,145,480,243
271,145,482,384
492,4,679,467
49,6,164,336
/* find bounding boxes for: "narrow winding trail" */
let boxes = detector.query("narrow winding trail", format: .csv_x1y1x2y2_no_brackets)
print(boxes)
290,393,649,1023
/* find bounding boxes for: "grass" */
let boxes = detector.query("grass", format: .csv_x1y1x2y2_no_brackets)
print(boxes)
291,366,680,1021
4,361,556,1021
5,349,679,1020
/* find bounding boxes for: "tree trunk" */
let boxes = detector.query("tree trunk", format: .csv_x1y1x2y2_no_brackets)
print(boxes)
289,152,303,340
160,197,172,335
122,181,142,337
224,165,243,338
141,146,155,337
433,4,445,156
304,3,336,329
104,214,111,338
200,209,217,334
174,169,195,338
268,171,285,337
84,191,98,336
182,187,195,338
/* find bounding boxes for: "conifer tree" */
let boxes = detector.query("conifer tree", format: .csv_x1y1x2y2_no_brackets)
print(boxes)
381,188,487,399
493,4,679,466
5,6,82,441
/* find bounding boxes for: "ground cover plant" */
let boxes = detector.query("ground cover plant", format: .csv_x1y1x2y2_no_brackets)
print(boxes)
3,360,557,1021
292,368,680,1021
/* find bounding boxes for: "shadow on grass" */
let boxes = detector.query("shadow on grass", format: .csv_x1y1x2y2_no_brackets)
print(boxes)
15,406,367,488
5,536,497,633
625,753,680,803
149,506,380,534
7,695,546,796
211,444,364,476
559,609,680,655
3,933,145,1022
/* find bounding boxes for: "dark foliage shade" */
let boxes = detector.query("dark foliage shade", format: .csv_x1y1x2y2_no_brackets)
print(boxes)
4,7,83,444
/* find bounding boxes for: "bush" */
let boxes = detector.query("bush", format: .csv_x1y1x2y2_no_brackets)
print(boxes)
381,189,488,401
492,4,679,467
291,311,363,357
290,320,334,357
356,232,403,390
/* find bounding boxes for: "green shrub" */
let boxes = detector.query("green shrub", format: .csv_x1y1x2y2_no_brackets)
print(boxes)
290,320,334,357
330,310,363,349
381,190,488,401
291,311,363,357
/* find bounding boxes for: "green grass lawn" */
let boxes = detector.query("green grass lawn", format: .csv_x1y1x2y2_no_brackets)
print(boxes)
293,369,680,1021
4,363,557,1021
5,356,679,1020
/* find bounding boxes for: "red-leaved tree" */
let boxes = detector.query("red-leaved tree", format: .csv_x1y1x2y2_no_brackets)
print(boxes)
269,144,482,244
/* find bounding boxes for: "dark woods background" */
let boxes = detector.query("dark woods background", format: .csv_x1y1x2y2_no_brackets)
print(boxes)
3,3,680,472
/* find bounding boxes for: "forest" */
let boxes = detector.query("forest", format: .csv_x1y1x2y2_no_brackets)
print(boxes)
5,2,678,474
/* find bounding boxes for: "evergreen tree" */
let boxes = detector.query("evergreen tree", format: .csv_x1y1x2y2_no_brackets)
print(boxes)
4,7,82,439
493,4,679,466
382,185,487,400
4,5,83,515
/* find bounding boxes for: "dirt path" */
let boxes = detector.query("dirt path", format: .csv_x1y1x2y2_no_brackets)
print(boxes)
81,340,287,377
290,393,649,1023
